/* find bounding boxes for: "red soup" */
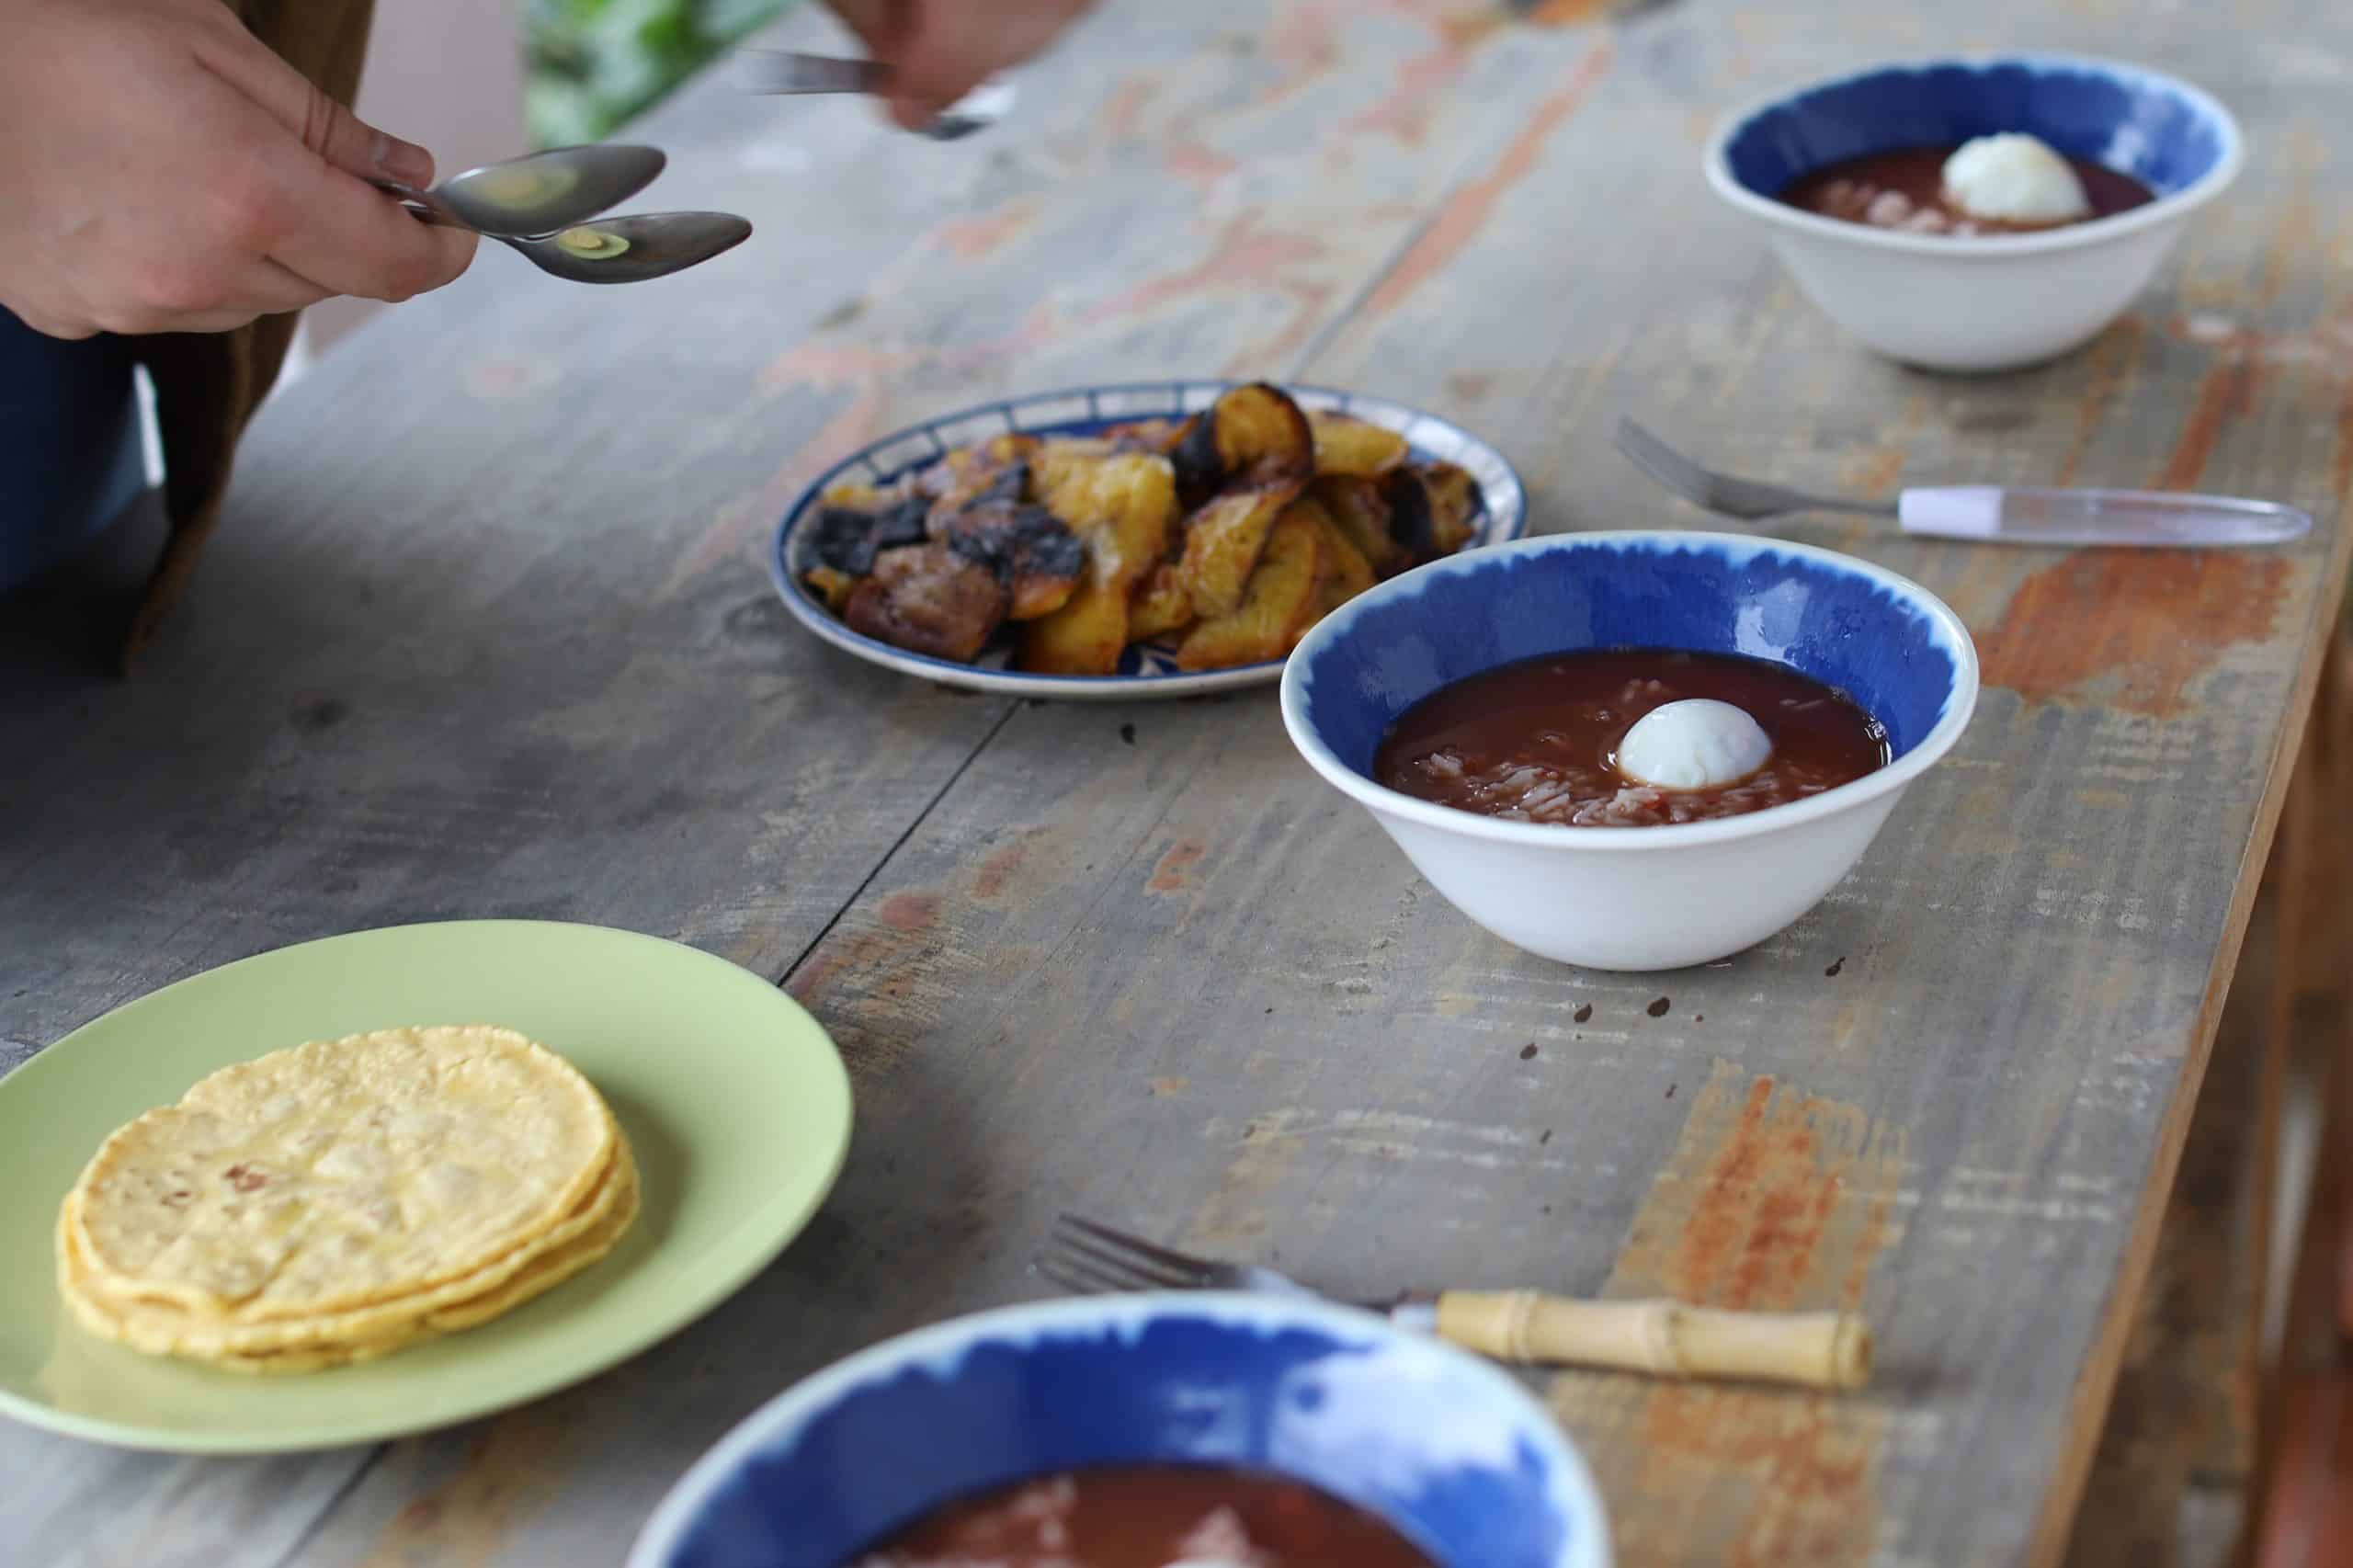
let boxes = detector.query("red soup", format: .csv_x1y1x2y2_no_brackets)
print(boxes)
1375,649,1887,828
1779,144,2155,236
847,1466,1435,1568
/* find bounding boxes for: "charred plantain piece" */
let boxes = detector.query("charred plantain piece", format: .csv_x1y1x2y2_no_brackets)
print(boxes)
937,500,1086,621
1173,385,1316,616
802,564,858,613
1021,453,1179,675
1381,462,1485,569
1422,460,1482,556
1170,382,1315,509
1307,413,1409,480
1170,415,1222,507
1176,506,1325,672
1314,475,1403,579
926,458,1034,526
809,494,931,578
1381,467,1438,567
844,544,1008,661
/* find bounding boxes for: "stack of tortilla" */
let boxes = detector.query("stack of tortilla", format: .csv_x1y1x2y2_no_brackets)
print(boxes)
55,1025,637,1374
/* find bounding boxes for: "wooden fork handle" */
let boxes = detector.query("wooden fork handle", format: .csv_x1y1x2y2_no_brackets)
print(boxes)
1434,1291,1870,1390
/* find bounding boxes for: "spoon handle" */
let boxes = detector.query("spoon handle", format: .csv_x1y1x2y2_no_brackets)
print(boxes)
369,178,474,232
737,51,889,96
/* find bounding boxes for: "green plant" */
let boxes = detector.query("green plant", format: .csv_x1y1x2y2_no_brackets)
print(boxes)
526,0,801,146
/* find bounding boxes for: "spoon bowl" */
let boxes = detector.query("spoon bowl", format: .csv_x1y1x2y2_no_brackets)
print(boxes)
438,145,667,237
501,211,754,284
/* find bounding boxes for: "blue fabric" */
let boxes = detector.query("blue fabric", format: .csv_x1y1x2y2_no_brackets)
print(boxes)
0,308,147,594
664,1312,1577,1568
1295,536,1968,779
1720,58,2233,199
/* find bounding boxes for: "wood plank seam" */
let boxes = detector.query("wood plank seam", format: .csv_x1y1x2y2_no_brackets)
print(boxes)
771,699,1023,991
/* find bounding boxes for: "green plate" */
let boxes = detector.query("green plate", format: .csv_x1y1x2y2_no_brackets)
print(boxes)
0,921,852,1454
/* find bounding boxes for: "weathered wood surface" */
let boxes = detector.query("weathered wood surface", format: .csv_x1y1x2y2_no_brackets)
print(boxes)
2060,892,2272,1568
5,0,2353,1564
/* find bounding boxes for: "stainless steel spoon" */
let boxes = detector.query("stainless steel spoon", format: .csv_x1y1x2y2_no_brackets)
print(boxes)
495,211,755,284
736,50,1014,140
431,145,667,236
376,185,753,284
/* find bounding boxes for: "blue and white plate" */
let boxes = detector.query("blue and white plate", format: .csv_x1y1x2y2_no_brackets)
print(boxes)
770,382,1529,701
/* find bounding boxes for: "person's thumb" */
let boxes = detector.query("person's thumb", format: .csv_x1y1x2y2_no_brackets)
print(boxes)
192,20,436,187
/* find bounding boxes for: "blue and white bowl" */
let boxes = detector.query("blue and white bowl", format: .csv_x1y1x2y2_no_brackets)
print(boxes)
1280,532,1979,972
1704,54,2244,371
629,1294,1610,1568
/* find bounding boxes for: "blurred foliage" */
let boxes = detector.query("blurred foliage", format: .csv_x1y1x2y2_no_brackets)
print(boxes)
526,0,803,146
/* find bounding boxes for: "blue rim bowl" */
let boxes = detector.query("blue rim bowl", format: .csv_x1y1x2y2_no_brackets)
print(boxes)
1705,52,2243,256
628,1294,1611,1568
1279,533,1980,970
1701,55,2244,370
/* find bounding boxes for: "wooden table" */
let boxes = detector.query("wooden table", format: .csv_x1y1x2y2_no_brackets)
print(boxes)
6,1,2349,1562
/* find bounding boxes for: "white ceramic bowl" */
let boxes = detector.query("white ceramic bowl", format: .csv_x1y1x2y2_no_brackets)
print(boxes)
1279,532,1980,972
1704,54,2245,372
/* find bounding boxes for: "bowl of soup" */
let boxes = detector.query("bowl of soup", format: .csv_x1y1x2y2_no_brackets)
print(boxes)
1703,54,2243,371
628,1293,1610,1568
1279,531,1978,971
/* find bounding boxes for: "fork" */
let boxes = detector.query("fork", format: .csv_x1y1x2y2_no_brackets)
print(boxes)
1040,1213,1870,1390
734,51,1015,141
1614,416,2312,547
1615,417,1892,523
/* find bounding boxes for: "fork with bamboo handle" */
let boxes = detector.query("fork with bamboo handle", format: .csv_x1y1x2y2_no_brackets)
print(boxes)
1040,1215,1871,1392
1432,1290,1869,1389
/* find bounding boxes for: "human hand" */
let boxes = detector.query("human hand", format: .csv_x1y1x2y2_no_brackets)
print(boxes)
0,0,476,340
826,0,1097,131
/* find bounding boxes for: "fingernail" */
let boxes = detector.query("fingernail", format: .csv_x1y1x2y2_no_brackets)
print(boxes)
375,132,434,187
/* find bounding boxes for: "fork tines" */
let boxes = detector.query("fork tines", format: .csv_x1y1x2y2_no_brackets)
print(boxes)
1035,1213,1213,1297
1614,415,1721,509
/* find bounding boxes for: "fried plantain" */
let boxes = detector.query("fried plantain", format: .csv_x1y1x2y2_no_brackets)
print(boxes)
1021,453,1179,675
1176,506,1325,671
844,545,1008,661
1307,412,1410,479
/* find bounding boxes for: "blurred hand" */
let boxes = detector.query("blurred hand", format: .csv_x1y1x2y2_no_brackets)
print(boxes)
0,0,476,340
827,0,1097,131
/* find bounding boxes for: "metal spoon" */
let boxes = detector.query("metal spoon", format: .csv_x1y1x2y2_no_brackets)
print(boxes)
498,212,755,284
375,185,753,284
736,50,1014,140
432,145,667,236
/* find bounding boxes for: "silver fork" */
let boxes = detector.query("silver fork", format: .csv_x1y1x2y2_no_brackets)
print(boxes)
735,51,1015,140
1614,415,2312,547
1038,1213,1870,1389
1615,417,1892,522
